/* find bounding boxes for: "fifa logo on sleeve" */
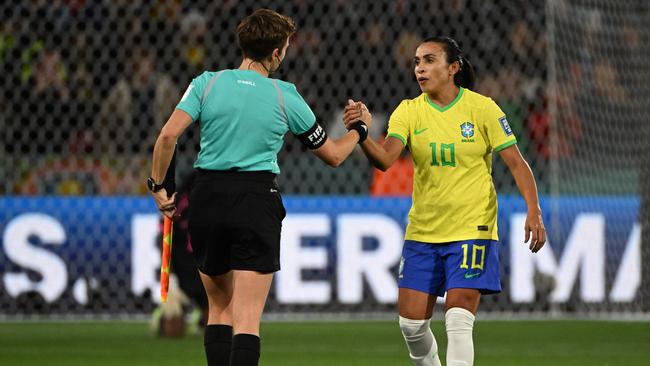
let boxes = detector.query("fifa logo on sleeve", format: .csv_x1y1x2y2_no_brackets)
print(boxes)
499,116,513,136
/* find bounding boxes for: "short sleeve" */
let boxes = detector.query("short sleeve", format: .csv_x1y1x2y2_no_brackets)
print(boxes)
175,73,209,121
283,85,317,135
483,99,517,152
386,100,411,146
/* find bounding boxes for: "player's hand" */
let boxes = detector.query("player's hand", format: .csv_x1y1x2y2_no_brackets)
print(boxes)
343,99,372,129
524,209,546,253
151,189,177,219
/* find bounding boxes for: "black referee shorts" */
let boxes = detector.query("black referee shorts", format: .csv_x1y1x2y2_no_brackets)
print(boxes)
188,169,286,276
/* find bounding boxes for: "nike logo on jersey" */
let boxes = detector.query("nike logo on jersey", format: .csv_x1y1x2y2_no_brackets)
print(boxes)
464,272,482,279
414,128,429,135
270,188,278,193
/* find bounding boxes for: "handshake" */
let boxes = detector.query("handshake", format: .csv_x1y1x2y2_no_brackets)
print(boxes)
343,99,373,142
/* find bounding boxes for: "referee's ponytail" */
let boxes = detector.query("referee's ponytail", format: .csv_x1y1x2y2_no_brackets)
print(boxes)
422,36,476,90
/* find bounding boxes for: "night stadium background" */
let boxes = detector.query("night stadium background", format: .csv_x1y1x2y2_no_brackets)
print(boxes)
1,1,649,365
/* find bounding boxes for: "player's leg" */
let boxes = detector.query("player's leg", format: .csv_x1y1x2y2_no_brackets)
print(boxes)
229,270,273,366
444,288,480,366
398,288,442,366
397,241,445,366
200,271,234,366
443,239,501,366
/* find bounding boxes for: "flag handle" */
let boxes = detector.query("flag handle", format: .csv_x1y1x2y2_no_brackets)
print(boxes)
160,217,173,302
159,148,176,303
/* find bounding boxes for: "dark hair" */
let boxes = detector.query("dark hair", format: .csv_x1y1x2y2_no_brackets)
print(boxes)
422,36,475,89
237,9,297,61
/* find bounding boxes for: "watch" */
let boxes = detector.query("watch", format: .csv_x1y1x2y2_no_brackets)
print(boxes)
147,177,165,192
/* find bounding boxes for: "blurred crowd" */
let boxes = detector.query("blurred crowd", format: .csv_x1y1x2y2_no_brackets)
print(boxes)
1,0,647,195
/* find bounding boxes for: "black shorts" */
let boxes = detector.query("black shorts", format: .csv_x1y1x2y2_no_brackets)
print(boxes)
188,169,286,276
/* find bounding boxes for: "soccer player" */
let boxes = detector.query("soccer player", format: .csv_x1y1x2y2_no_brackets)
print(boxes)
148,9,371,366
343,36,546,366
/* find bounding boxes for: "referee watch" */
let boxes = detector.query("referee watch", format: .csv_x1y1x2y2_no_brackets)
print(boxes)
146,177,165,192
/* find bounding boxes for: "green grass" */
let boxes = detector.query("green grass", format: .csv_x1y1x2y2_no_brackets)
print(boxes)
1,320,649,365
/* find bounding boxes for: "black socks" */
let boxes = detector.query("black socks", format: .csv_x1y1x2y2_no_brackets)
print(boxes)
204,324,233,366
204,326,261,366
230,333,261,366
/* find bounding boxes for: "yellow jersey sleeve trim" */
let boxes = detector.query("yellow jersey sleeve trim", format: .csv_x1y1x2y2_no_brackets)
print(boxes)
494,139,517,152
387,133,407,146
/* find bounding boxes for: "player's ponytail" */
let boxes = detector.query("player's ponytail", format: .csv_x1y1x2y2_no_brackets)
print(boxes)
455,55,475,90
422,36,476,90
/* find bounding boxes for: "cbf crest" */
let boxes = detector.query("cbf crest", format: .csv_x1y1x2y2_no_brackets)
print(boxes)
460,122,474,138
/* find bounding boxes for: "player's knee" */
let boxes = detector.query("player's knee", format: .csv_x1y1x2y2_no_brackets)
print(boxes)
445,307,475,334
399,316,430,340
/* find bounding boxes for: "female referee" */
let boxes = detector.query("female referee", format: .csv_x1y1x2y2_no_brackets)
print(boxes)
149,9,371,366
343,36,546,366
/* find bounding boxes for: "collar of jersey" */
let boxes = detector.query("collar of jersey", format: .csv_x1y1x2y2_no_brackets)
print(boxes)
425,87,464,112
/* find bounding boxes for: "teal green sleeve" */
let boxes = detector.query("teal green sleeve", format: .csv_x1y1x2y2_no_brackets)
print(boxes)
176,72,209,121
284,84,317,134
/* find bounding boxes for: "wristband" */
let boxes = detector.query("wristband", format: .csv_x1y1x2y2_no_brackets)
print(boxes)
348,121,368,143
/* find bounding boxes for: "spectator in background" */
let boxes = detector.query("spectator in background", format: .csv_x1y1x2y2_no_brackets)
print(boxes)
576,60,640,168
527,77,583,161
98,47,179,155
178,10,209,78
7,47,72,155
476,70,530,157
34,50,70,103
393,31,422,73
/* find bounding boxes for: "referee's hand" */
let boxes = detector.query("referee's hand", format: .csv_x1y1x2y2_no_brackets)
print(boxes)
151,189,177,219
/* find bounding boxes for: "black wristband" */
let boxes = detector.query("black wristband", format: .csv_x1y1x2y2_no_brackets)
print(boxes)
348,121,368,143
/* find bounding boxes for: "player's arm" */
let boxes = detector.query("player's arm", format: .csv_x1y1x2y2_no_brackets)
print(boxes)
358,137,404,172
343,101,404,171
499,144,546,252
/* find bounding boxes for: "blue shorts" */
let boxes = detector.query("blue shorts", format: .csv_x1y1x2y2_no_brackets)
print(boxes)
398,239,501,296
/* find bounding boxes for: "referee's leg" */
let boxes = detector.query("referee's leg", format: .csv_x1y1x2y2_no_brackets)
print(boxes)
230,270,274,366
200,271,234,366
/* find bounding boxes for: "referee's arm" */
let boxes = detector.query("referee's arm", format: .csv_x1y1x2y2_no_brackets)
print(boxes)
311,130,363,167
151,109,192,183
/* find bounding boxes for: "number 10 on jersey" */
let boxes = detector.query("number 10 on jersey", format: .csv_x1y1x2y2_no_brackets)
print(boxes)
429,142,456,167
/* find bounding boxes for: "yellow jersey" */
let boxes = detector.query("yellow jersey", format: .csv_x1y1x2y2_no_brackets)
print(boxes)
387,87,517,243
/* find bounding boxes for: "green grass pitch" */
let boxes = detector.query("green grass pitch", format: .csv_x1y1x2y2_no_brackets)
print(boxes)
1,320,649,365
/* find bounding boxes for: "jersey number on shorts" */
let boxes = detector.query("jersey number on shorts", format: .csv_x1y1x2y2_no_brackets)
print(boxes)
429,142,456,167
460,243,485,270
